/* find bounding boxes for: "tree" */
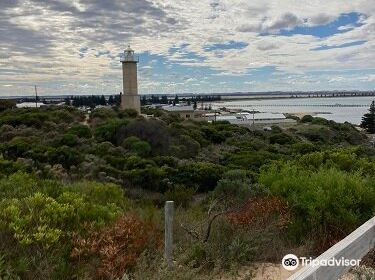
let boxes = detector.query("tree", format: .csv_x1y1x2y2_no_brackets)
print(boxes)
173,95,179,105
141,95,147,106
161,95,168,104
64,97,71,106
115,94,121,106
108,95,114,105
360,101,375,134
0,99,16,112
100,95,106,106
193,101,197,110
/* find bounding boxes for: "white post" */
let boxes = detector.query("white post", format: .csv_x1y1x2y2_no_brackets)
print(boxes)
164,201,174,269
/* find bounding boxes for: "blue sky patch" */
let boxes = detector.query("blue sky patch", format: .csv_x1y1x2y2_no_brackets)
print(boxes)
272,12,364,38
204,41,248,51
311,40,367,51
78,47,88,59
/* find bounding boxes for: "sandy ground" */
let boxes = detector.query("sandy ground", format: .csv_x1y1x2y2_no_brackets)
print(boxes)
288,112,317,119
219,263,357,280
218,263,299,280
251,263,300,280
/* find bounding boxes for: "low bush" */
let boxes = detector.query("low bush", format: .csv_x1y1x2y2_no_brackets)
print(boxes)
259,161,375,245
122,136,152,157
269,133,296,145
176,162,226,192
164,184,196,207
67,124,92,139
227,197,291,229
301,115,313,123
0,174,123,247
71,214,161,279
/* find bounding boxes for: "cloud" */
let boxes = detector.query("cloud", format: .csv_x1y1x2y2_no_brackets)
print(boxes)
266,12,304,33
236,12,304,34
307,13,335,26
256,40,280,51
0,0,374,95
338,24,356,31
236,23,263,33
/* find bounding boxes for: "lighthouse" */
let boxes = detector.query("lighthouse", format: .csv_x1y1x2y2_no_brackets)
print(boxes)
120,45,140,113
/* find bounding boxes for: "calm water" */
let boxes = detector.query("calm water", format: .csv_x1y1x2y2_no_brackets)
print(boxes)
212,96,375,125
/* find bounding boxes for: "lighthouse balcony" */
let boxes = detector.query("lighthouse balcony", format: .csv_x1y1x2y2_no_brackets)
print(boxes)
120,55,139,62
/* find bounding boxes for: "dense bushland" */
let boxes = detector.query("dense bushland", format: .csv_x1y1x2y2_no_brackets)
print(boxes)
0,106,374,279
259,150,375,248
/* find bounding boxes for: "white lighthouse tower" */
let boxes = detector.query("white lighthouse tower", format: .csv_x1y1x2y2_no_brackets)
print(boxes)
120,45,140,113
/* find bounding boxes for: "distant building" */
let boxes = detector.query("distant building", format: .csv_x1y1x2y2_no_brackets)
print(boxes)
16,102,46,108
120,45,141,113
208,112,296,126
162,105,204,119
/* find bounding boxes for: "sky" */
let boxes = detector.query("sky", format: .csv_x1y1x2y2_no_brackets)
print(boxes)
0,0,374,96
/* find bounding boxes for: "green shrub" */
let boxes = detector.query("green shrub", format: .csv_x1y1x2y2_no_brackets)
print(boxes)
311,117,329,125
213,170,251,202
164,185,196,207
297,126,334,143
0,100,16,112
0,173,124,247
269,133,296,145
3,136,36,159
259,162,375,241
94,119,129,143
170,135,200,158
176,162,226,192
46,146,83,169
201,126,226,144
60,133,79,146
301,115,313,123
90,107,117,121
122,136,152,157
67,124,92,139
225,150,278,170
116,119,171,154
0,254,20,280
291,142,317,154
0,159,26,177
270,125,283,133
118,108,139,118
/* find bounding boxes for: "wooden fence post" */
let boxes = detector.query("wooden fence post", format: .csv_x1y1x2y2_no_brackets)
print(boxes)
164,201,174,269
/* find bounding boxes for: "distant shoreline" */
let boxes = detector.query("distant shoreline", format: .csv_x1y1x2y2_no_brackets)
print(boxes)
0,90,374,101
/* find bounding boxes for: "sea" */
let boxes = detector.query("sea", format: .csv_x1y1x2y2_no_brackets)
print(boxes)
212,96,375,125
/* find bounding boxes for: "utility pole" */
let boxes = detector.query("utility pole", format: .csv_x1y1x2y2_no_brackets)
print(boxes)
252,109,255,126
34,85,38,108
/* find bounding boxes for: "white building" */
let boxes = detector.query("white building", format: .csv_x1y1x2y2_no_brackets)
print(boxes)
16,102,46,108
210,112,296,126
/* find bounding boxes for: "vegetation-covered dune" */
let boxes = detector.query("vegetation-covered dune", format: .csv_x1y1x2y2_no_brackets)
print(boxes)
0,106,374,279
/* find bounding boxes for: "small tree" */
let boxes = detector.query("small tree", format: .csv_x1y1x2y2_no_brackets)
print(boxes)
173,95,179,105
180,170,254,242
360,101,375,134
193,101,197,110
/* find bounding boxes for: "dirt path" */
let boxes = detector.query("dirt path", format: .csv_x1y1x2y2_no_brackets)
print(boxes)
219,263,358,280
251,263,299,280
219,263,300,280
82,113,89,126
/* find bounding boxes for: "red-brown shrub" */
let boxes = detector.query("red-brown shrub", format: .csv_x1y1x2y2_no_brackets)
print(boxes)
227,197,291,229
71,214,162,279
